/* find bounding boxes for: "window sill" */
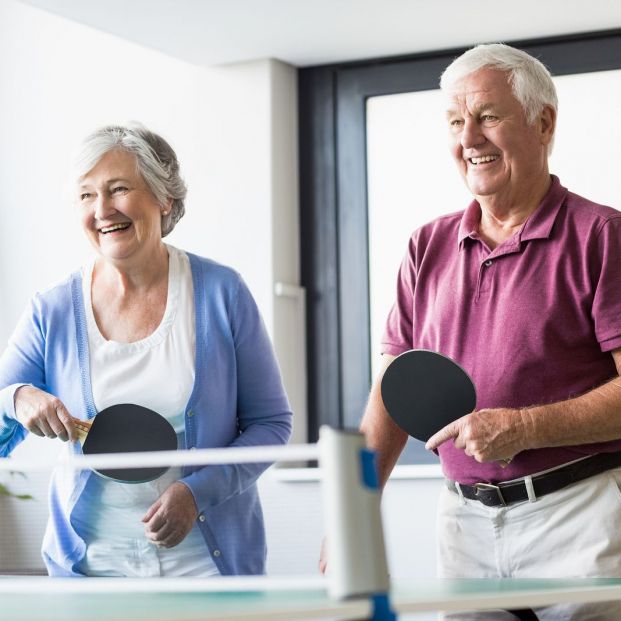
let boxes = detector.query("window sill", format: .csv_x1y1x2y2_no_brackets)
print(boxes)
271,463,443,483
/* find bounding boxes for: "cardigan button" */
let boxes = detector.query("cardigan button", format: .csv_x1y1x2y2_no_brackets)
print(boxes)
187,410,195,417
199,514,206,522
213,549,221,557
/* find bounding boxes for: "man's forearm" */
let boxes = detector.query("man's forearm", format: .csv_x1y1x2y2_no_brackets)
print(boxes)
525,374,621,449
426,350,621,462
359,355,408,488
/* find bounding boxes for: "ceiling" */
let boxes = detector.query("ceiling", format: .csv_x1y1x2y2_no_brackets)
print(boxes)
16,0,621,68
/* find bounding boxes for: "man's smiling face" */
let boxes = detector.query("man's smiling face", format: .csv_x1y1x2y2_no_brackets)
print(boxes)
445,67,550,204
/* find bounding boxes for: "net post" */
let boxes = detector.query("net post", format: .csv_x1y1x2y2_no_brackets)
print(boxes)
319,426,396,619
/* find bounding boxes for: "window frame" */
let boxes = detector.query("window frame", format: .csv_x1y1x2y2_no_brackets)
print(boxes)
298,29,621,442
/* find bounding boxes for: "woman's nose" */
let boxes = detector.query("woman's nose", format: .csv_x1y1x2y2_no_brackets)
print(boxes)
93,194,115,220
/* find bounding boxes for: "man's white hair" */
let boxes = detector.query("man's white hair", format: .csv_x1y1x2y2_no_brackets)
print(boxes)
440,43,558,126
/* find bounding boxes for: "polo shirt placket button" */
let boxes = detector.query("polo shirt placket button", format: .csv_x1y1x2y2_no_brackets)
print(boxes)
476,259,494,299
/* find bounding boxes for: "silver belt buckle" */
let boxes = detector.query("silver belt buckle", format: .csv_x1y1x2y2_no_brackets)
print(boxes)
474,482,506,506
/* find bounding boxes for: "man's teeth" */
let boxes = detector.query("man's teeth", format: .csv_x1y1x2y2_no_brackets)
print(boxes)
100,223,130,234
470,155,499,165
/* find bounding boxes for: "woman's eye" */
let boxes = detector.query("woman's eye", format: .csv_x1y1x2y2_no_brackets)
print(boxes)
449,119,463,128
111,186,128,194
80,193,91,201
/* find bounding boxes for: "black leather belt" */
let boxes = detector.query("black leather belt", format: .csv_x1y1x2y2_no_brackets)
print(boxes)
447,451,621,507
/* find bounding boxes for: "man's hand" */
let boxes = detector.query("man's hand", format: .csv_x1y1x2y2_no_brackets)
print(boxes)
14,385,76,442
142,481,199,548
425,407,533,463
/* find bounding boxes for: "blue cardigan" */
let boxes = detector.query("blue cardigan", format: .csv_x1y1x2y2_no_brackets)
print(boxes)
0,252,292,576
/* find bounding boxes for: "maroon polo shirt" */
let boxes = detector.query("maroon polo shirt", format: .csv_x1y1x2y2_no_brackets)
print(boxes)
382,176,621,484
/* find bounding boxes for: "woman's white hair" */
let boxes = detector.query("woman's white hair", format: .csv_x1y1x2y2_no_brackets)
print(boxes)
74,123,187,237
440,43,558,126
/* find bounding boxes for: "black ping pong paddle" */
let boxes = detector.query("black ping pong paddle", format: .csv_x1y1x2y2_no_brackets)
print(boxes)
381,349,476,443
72,403,177,483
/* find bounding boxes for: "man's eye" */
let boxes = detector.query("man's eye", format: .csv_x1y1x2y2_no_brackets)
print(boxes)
80,193,92,201
481,115,498,123
449,119,463,128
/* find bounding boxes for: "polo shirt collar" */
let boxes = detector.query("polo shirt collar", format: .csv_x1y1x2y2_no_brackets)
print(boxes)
457,175,568,249
519,175,567,241
458,200,481,246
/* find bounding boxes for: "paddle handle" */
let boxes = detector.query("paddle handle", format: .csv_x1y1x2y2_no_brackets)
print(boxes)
70,416,92,444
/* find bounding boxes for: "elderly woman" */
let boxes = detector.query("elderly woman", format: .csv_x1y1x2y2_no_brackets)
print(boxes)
0,124,292,577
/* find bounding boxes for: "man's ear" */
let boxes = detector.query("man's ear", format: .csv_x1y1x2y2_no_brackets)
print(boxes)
539,105,556,147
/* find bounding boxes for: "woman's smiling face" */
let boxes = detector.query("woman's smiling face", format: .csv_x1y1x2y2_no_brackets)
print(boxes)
78,149,167,265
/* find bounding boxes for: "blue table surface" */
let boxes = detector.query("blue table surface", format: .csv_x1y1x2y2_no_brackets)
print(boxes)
2,578,621,621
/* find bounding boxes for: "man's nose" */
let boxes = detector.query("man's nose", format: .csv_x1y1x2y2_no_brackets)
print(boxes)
461,118,485,149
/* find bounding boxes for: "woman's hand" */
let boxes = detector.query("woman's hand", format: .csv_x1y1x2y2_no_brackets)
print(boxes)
319,536,328,574
13,385,75,442
142,481,199,548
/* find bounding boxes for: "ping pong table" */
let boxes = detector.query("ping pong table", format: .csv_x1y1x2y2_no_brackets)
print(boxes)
2,576,621,620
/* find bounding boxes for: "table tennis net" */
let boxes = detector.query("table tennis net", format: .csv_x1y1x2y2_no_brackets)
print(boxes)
0,442,329,579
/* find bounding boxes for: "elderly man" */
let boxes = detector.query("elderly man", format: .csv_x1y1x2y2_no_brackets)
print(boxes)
362,44,621,620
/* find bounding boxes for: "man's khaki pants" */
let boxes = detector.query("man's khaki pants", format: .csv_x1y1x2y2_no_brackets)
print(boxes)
438,466,621,620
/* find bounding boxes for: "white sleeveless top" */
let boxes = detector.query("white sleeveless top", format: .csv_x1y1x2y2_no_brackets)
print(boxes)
72,245,219,577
